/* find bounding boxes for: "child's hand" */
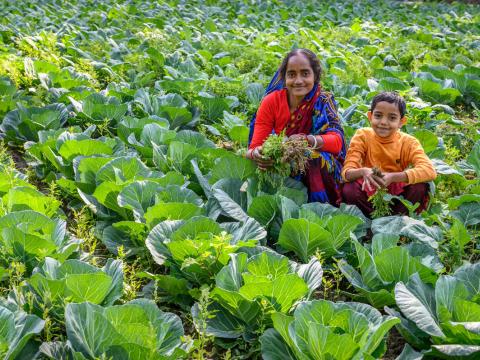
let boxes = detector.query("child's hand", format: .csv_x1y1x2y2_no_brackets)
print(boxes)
380,172,408,187
362,168,385,191
381,173,396,187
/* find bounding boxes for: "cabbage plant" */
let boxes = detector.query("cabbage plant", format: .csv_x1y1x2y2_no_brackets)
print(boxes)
260,299,400,360
24,125,117,179
0,303,45,360
99,179,202,257
339,235,439,308
0,103,68,142
0,168,31,197
28,257,123,311
192,251,323,340
277,213,362,262
64,299,185,359
1,186,61,217
387,262,480,359
73,92,128,125
0,210,80,273
146,216,261,292
76,157,165,219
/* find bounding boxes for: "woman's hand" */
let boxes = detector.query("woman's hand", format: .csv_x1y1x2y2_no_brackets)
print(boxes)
288,134,324,150
247,146,274,170
288,134,307,142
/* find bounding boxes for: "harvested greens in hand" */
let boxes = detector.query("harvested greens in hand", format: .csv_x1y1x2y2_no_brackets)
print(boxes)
368,167,392,218
256,132,314,186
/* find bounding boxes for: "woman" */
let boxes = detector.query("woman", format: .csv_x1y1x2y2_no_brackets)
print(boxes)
246,48,345,205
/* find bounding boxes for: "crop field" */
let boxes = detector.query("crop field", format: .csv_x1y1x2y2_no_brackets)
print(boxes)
0,0,479,359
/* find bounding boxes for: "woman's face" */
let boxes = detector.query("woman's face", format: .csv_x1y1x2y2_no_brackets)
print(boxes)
285,54,315,99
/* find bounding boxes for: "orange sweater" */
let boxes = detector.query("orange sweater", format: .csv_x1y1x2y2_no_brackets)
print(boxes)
342,128,436,184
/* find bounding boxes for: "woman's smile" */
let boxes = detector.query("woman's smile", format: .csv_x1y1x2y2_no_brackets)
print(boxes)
285,54,315,104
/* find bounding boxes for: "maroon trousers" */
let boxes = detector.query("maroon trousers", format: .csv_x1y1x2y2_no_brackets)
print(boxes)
342,182,429,218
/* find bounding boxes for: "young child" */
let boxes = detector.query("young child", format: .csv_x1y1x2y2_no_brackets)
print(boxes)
341,92,436,217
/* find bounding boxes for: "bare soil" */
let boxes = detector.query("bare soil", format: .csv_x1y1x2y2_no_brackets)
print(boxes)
384,327,407,359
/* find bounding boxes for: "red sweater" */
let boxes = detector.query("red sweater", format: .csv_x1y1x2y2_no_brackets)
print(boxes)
249,89,343,153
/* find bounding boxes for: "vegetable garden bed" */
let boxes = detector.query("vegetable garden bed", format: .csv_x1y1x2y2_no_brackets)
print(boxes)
0,0,479,359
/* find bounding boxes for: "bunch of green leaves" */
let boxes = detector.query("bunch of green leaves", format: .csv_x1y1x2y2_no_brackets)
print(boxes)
260,299,400,360
256,132,313,187
256,132,290,186
369,187,392,218
368,167,392,218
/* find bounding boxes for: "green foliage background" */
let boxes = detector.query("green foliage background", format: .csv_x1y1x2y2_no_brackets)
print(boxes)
0,0,479,359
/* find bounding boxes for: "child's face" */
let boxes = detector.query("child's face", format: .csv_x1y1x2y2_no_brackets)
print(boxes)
368,101,406,138
285,54,315,100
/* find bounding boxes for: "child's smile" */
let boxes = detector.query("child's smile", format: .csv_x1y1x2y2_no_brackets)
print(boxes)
368,101,406,138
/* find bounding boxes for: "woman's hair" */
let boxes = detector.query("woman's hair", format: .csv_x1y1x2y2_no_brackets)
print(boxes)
278,48,322,84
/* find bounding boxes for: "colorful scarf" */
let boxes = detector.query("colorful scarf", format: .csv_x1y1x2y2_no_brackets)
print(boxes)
248,70,346,204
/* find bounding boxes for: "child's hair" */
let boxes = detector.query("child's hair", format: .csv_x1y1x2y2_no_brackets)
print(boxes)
278,48,322,84
370,92,406,118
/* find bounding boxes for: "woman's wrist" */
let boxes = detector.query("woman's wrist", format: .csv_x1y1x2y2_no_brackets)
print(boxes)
307,135,323,150
316,135,324,149
306,135,316,148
